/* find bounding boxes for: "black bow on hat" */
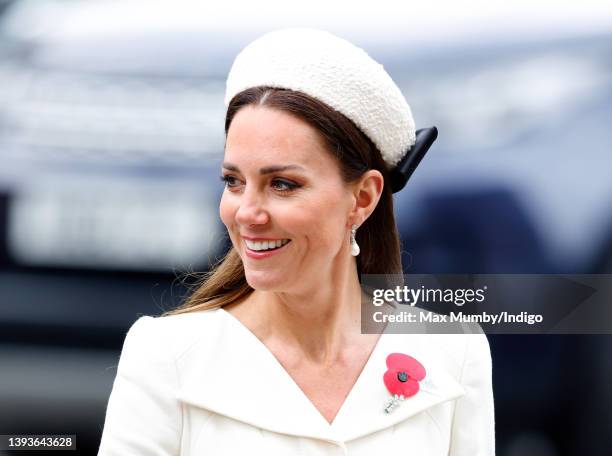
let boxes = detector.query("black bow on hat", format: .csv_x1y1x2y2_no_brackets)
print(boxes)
390,127,438,193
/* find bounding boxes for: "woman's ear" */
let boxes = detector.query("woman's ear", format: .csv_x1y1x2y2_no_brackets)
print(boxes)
350,170,384,225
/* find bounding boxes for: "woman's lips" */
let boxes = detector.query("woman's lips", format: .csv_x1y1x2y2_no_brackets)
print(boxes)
244,240,291,259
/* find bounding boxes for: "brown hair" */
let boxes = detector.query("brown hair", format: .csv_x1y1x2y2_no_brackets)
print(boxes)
164,87,403,316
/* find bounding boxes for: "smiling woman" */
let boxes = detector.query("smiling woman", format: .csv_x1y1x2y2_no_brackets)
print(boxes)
158,84,404,315
98,28,494,456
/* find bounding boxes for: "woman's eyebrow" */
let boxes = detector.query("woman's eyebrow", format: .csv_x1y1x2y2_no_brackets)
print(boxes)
222,163,306,174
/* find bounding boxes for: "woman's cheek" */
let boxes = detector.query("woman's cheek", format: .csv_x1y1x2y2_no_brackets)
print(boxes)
219,193,236,229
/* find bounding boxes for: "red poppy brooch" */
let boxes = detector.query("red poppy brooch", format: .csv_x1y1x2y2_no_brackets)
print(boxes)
383,353,426,413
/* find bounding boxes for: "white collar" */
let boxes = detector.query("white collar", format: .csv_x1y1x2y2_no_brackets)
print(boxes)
176,308,465,444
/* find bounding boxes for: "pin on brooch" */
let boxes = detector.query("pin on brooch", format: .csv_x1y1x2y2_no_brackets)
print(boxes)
383,353,426,414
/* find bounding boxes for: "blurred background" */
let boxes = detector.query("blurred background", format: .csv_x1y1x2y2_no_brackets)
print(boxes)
0,0,611,454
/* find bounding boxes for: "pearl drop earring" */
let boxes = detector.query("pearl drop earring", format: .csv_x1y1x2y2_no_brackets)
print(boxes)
350,224,360,257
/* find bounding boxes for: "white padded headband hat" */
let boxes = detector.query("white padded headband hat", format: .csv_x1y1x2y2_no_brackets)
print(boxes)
224,28,416,169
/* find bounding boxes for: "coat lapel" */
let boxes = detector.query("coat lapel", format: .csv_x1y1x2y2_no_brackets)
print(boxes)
176,309,336,441
176,308,465,444
329,330,465,442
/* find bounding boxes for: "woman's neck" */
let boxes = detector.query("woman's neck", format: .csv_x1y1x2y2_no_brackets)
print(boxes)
229,267,367,364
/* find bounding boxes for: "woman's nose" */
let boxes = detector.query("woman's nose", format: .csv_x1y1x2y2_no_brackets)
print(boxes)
234,189,269,226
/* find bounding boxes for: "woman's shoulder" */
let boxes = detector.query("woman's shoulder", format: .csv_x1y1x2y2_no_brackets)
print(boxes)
406,326,492,387
123,308,226,361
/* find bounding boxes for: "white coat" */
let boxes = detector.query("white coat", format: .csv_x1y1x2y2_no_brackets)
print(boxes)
98,307,495,455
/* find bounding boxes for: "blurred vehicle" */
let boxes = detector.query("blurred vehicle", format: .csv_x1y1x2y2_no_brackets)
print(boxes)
0,4,231,273
390,34,612,274
0,1,611,455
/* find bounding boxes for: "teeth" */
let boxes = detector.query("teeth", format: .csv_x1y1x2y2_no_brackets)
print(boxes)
245,239,290,251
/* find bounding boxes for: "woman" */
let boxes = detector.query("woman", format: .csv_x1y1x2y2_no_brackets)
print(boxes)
98,28,494,455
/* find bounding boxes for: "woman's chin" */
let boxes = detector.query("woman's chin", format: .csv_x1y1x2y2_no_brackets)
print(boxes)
244,270,285,291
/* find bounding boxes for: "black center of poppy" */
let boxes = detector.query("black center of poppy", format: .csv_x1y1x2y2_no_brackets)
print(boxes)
397,372,408,382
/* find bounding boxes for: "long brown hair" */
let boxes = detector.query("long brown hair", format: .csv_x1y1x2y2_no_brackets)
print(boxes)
164,87,403,316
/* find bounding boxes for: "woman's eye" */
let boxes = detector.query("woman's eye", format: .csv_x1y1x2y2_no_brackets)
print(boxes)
271,179,300,192
220,175,299,193
220,175,240,188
